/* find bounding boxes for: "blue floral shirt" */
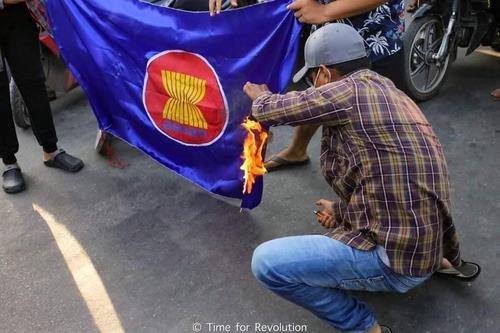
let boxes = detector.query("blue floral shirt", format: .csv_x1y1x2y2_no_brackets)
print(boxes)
318,0,405,63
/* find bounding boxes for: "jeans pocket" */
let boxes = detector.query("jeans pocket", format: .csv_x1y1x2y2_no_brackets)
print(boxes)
339,275,389,292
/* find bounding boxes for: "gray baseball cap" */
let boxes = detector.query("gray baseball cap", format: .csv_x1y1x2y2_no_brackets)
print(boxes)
293,23,367,83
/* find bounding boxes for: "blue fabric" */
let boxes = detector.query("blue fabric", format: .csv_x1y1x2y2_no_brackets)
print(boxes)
45,0,301,209
251,235,430,332
319,0,405,63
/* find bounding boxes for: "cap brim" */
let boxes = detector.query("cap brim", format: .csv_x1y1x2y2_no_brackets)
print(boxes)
292,66,308,83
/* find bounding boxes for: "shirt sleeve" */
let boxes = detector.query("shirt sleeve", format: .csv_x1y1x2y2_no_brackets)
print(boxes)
251,79,353,127
330,199,348,227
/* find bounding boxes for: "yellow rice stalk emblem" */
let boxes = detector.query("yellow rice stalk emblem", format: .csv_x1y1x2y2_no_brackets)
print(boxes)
161,70,208,129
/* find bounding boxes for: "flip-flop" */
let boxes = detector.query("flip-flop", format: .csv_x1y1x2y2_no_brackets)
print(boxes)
264,155,310,172
44,149,84,173
435,260,481,282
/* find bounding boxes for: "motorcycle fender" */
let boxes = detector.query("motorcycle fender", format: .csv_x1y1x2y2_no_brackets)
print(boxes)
465,13,494,55
413,2,438,19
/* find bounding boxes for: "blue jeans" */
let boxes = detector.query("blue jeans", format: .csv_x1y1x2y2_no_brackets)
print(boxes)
251,235,431,333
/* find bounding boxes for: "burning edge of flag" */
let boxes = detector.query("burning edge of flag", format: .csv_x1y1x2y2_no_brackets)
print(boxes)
240,117,268,194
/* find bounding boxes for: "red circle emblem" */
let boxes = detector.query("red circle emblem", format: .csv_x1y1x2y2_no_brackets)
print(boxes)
143,51,228,145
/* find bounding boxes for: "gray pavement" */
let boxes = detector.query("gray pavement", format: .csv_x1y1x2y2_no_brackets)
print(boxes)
0,52,499,333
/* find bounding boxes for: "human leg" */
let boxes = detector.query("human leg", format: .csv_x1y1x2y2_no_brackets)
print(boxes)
264,124,319,171
2,5,58,156
0,54,19,166
4,5,83,172
251,235,429,332
0,61,25,193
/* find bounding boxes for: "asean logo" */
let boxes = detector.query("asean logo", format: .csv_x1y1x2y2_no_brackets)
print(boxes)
143,50,228,146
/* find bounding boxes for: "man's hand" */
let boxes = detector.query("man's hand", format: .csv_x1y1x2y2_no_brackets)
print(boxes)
315,199,336,228
288,0,329,24
4,0,26,4
243,82,270,101
208,0,238,16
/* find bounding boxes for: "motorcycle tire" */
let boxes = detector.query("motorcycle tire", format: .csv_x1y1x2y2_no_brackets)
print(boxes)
403,15,452,101
9,78,31,129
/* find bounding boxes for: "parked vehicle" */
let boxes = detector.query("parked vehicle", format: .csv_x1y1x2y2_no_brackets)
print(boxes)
9,0,78,129
403,0,500,101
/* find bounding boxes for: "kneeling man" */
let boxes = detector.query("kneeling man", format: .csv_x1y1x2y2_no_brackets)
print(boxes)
244,23,480,333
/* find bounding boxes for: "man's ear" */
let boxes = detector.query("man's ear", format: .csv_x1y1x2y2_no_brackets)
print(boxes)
319,65,329,76
330,68,342,82
318,65,330,82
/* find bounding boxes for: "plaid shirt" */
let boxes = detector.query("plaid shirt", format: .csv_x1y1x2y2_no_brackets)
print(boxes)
252,69,461,277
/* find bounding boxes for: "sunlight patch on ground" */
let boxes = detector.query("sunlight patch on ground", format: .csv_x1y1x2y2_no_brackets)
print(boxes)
33,203,125,333
475,47,500,58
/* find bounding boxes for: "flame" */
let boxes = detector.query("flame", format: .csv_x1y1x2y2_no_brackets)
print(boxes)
240,117,268,194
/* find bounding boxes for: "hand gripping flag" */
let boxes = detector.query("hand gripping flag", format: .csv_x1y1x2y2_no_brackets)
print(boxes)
45,0,301,209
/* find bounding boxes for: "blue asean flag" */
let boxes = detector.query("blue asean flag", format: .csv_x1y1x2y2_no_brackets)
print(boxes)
45,0,301,209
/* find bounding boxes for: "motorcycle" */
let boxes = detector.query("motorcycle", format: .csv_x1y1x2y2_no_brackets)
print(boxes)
403,0,500,101
9,0,78,129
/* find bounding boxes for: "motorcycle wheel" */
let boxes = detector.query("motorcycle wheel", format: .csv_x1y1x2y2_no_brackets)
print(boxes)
403,15,452,101
9,79,31,129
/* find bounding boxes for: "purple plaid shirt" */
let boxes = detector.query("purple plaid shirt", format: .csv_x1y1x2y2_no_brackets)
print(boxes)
252,69,461,277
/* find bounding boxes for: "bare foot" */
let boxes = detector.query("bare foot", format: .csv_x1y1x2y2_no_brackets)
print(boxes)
43,150,57,162
440,258,453,269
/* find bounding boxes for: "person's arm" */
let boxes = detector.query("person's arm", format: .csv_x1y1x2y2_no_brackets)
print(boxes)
245,79,352,127
2,0,26,6
208,0,238,15
288,0,388,24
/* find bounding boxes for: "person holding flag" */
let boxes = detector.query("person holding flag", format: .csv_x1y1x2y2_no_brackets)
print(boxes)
244,23,480,333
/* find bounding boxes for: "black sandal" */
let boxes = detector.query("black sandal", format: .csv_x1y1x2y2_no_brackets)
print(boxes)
2,166,26,194
44,149,84,173
435,260,481,282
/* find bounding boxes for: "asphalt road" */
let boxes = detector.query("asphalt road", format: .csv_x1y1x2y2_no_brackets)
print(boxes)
0,51,499,333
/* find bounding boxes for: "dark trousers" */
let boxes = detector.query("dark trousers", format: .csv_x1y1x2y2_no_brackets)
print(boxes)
0,4,58,165
371,48,407,94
